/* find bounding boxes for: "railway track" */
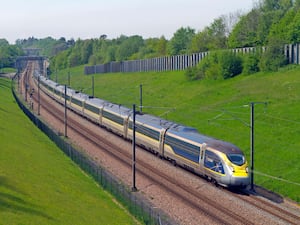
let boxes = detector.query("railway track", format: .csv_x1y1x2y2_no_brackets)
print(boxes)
231,189,300,225
18,61,300,225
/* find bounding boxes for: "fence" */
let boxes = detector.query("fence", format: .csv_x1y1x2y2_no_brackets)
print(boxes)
84,44,300,75
12,77,178,225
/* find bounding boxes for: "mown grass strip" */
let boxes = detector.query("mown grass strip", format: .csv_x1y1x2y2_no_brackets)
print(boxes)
0,77,138,225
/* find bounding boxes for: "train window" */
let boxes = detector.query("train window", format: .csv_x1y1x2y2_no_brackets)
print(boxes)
204,150,224,174
165,135,200,163
227,154,245,166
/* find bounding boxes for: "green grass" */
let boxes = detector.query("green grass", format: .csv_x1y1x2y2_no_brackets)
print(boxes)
0,78,138,225
53,65,300,203
0,67,16,74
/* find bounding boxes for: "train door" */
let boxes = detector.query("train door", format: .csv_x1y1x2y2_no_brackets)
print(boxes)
199,143,207,171
159,128,167,156
99,106,103,126
123,115,130,139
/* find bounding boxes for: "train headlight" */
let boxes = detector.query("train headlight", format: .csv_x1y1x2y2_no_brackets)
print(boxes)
246,167,249,173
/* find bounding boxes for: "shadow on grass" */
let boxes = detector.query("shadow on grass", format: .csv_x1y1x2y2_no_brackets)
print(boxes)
0,176,55,221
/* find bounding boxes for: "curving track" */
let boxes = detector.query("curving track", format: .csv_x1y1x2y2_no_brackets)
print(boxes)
18,61,300,225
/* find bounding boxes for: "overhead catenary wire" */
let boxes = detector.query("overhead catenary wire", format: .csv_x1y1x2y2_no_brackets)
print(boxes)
253,171,300,187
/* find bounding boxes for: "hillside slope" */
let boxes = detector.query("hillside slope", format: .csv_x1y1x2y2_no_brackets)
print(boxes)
54,65,300,202
0,78,138,224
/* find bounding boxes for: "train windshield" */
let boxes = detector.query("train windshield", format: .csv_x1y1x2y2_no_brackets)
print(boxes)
227,154,245,166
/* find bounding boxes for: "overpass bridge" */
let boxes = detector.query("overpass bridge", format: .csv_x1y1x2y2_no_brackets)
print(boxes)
16,56,47,75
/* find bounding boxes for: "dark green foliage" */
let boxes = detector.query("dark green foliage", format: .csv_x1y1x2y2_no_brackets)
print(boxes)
34,0,300,74
189,16,228,52
218,51,243,79
288,10,300,43
228,9,262,48
0,39,24,68
268,8,296,44
229,0,295,48
185,54,219,81
186,51,242,80
167,27,195,55
184,66,199,81
259,38,287,71
16,37,71,57
242,52,261,75
116,35,144,60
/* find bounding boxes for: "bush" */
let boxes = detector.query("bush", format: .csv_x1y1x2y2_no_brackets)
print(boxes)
242,52,261,75
185,52,219,80
197,52,220,80
185,66,199,80
259,38,287,72
218,51,243,79
185,51,243,81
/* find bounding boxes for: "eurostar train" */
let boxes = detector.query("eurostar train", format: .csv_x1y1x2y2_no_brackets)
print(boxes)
34,74,250,188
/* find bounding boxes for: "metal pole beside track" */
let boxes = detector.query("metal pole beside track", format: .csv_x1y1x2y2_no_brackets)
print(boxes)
38,76,40,115
250,102,254,191
132,104,137,192
64,85,67,138
249,102,267,191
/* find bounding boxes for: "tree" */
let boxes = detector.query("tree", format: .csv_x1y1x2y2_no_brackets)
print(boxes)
167,27,195,55
190,16,233,52
287,9,300,43
208,17,228,49
260,0,292,12
0,40,23,68
259,37,287,71
116,35,144,61
228,9,261,48
268,8,296,43
0,39,9,46
189,28,211,52
81,40,93,64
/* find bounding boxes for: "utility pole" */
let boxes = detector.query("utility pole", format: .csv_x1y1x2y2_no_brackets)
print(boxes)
250,102,255,191
64,85,68,138
38,76,40,115
249,102,267,191
132,104,137,192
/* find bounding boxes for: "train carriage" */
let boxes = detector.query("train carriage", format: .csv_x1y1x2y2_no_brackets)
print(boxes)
127,113,174,154
101,103,131,137
34,73,250,188
84,97,107,125
68,91,89,115
163,125,206,173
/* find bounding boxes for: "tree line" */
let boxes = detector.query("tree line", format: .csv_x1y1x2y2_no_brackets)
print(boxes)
2,0,300,76
0,39,23,70
49,0,300,73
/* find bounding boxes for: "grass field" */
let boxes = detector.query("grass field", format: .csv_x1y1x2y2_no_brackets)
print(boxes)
53,65,300,203
0,78,138,224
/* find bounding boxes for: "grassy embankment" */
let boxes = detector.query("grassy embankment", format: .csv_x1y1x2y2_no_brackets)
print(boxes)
0,78,138,224
53,65,300,203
